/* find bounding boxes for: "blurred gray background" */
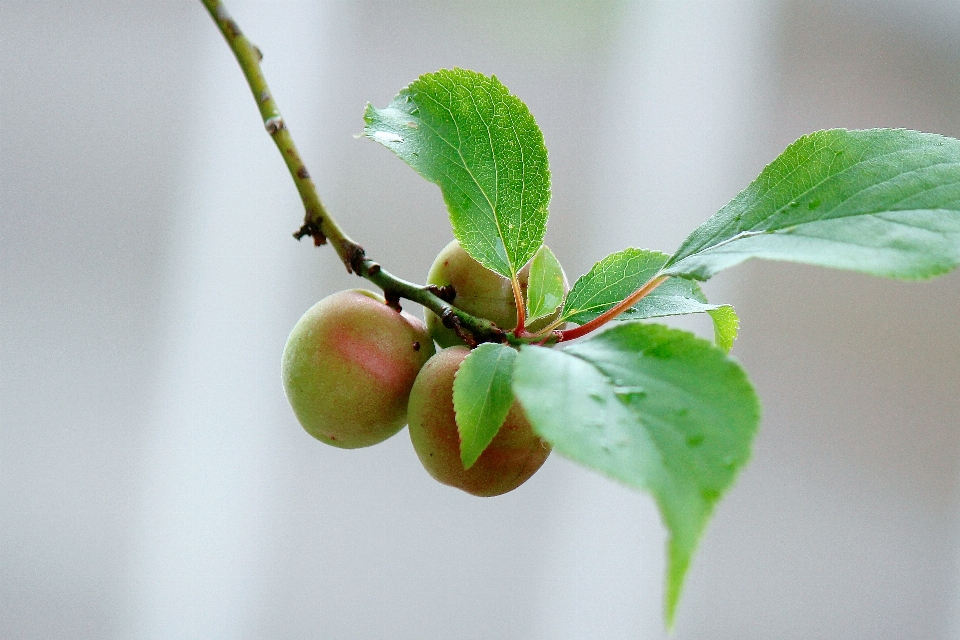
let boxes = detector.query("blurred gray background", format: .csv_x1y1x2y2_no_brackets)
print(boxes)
3,0,960,637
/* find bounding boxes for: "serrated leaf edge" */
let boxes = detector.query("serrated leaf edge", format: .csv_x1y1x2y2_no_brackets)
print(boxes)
453,343,518,469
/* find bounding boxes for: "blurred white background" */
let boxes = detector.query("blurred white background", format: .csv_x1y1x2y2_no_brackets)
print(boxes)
3,1,960,638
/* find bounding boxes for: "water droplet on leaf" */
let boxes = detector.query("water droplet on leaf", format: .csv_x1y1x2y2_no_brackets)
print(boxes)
613,386,647,402
372,131,404,144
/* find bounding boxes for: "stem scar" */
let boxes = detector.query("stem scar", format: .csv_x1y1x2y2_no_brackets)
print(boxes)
384,290,402,312
264,116,285,135
426,283,456,303
441,309,478,348
346,244,366,274
293,220,327,246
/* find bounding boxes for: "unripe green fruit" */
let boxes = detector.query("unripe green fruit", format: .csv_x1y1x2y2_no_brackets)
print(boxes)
282,289,435,448
407,346,550,496
424,240,566,347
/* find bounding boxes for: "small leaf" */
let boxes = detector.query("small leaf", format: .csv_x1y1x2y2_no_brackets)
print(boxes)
560,249,738,349
526,245,566,322
513,324,760,625
453,343,518,469
364,69,550,281
618,277,739,352
665,129,960,281
707,306,739,353
560,248,667,323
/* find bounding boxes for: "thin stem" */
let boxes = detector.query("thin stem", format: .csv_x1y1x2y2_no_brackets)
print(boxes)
200,0,508,344
361,259,507,344
558,275,669,342
510,276,526,334
200,0,358,263
524,316,565,338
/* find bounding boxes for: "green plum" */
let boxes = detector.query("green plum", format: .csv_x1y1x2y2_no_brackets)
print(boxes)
282,289,434,448
407,346,550,496
424,240,566,347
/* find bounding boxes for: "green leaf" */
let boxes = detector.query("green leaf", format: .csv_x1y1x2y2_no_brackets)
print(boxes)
512,324,760,625
559,249,738,350
665,129,960,281
560,248,668,323
453,342,518,469
707,306,739,353
364,69,550,280
621,279,739,352
526,245,566,322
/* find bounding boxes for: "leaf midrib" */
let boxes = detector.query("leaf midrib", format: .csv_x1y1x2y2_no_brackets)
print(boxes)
690,140,960,259
562,252,668,320
465,349,510,448
417,78,526,276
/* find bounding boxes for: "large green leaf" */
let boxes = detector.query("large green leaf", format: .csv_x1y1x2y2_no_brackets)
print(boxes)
512,324,760,625
560,248,738,350
453,343,518,469
364,69,550,280
665,129,960,280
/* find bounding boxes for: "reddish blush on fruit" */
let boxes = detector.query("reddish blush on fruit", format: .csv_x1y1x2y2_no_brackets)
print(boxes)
282,289,434,448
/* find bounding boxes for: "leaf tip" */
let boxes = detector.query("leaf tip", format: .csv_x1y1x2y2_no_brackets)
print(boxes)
361,101,377,125
663,537,693,631
459,445,479,471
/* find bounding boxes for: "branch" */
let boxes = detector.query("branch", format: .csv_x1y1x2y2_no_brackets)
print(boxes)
200,0,508,345
361,259,508,344
200,0,357,260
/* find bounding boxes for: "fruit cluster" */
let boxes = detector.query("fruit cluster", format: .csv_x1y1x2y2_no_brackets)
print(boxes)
281,240,558,496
